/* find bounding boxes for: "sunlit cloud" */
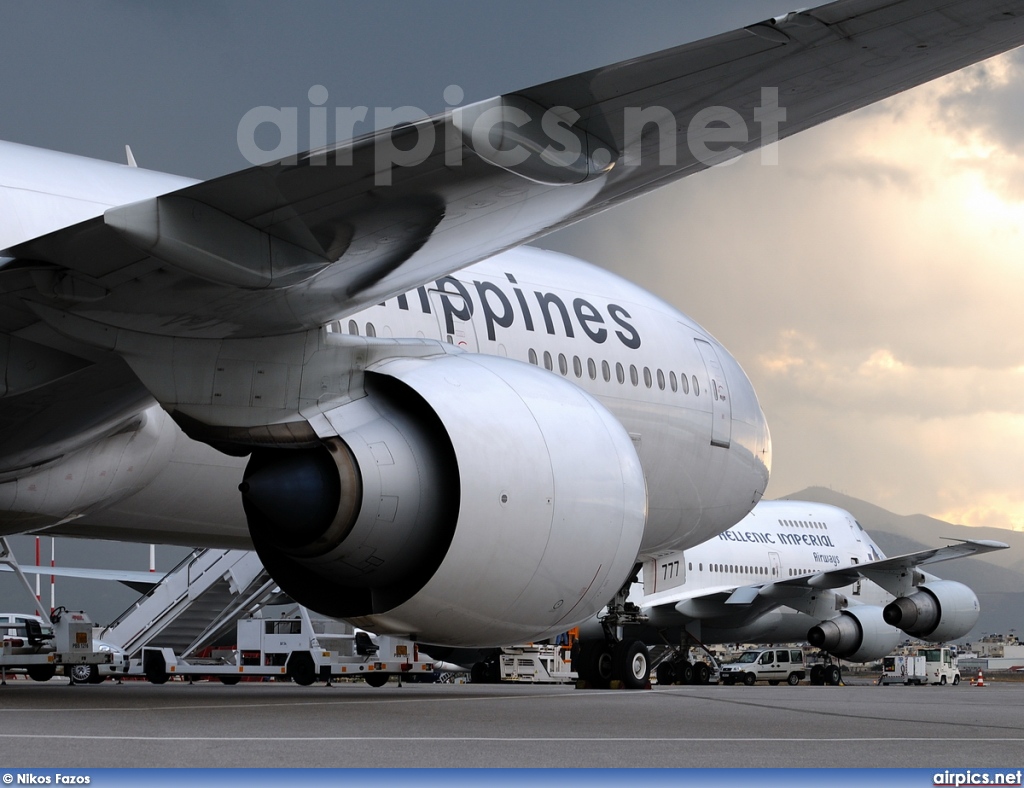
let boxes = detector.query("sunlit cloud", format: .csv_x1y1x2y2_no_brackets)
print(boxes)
545,49,1024,533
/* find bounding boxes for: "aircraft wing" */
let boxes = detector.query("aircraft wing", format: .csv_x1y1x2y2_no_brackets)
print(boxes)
0,564,161,584
6,0,1024,345
647,538,1009,620
0,564,161,594
772,538,1010,590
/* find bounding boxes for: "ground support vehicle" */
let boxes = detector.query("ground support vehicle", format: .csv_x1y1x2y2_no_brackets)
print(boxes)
498,644,577,683
132,614,433,686
882,648,961,686
1,610,113,683
720,647,807,686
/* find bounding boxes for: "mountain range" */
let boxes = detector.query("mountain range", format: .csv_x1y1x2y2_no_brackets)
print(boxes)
779,486,1024,642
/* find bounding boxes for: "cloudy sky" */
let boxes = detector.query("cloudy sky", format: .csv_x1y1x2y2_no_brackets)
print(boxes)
2,1,1023,534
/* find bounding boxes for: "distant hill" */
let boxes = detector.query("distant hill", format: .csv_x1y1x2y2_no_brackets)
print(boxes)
778,487,1024,640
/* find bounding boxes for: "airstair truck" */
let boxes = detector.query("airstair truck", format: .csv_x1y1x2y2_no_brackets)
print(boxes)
136,611,435,685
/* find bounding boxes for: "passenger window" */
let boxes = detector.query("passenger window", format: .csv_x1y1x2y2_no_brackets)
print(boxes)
573,355,583,378
643,367,652,388
629,365,639,386
543,351,553,371
588,358,597,380
528,349,538,365
681,374,689,395
669,371,677,392
602,360,611,382
616,363,625,384
657,369,665,390
348,320,359,336
365,323,376,338
558,354,568,375
692,375,699,396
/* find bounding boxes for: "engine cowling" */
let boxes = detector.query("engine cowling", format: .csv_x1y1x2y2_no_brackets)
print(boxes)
882,581,980,642
807,606,901,662
241,352,647,647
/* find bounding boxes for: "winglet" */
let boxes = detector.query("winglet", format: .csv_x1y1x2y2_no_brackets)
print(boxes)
943,538,1010,550
125,144,138,168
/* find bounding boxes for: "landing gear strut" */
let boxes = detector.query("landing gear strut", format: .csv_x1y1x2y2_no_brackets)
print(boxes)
571,565,651,689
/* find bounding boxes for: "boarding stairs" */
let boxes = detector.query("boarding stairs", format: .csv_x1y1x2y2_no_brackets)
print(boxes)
98,548,282,658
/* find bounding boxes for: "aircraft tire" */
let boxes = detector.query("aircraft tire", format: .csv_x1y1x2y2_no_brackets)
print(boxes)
574,641,613,689
693,662,710,685
656,661,676,686
612,640,649,690
680,662,695,684
809,665,825,685
743,672,756,686
825,665,841,686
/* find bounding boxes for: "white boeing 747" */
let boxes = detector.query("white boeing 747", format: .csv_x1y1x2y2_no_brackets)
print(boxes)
0,2,1022,690
571,500,1006,687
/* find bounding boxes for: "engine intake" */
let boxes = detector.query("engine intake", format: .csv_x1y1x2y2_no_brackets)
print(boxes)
883,581,980,642
241,352,647,647
807,606,901,662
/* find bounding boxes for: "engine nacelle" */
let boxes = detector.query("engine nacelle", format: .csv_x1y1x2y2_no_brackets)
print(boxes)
882,581,980,642
241,352,647,647
807,606,901,662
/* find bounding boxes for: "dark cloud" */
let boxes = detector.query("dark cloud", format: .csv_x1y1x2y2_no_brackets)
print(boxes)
938,49,1024,156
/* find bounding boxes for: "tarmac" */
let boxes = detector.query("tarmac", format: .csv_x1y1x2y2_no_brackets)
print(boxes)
1,675,1022,769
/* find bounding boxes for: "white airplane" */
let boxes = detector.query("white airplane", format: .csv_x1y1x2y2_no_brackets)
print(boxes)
0,2,1022,690
571,500,1007,687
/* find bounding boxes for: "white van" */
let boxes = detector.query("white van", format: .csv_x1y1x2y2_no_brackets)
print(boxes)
720,648,806,686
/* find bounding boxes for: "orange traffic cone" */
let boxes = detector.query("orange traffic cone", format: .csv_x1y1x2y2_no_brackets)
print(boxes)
976,669,985,687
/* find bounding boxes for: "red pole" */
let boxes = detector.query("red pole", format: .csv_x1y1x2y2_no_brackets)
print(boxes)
34,536,41,617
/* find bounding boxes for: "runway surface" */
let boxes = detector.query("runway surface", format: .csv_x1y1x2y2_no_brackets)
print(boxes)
1,677,1022,768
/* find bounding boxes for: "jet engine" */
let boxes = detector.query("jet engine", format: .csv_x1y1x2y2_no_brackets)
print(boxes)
882,581,980,642
806,606,901,662
240,352,647,647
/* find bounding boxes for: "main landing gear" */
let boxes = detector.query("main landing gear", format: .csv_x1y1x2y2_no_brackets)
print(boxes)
809,654,843,686
571,566,652,690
